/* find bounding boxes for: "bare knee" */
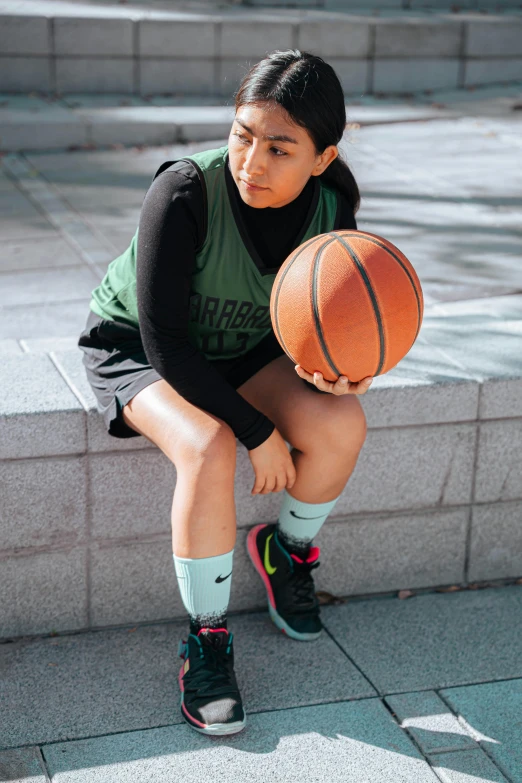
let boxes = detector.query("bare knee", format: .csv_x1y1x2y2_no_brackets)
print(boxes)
297,396,367,455
327,398,367,453
176,420,237,473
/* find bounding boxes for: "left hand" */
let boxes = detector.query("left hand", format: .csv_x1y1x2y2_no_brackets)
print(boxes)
295,365,373,395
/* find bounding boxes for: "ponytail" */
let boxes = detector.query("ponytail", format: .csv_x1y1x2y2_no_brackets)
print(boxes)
319,155,360,215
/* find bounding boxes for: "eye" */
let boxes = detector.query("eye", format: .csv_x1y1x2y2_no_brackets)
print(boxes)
233,131,287,157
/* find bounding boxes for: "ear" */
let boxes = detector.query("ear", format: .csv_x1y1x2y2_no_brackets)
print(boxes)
311,145,339,176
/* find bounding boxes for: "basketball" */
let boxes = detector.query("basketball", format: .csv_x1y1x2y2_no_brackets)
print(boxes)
269,230,424,384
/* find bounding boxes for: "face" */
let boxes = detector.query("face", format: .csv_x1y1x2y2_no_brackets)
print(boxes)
227,102,338,209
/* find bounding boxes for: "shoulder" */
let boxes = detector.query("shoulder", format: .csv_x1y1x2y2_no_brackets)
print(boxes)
140,159,206,249
150,158,202,191
143,158,205,210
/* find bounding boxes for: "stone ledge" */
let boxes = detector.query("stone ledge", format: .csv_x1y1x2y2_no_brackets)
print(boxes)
2,300,522,459
1,303,521,635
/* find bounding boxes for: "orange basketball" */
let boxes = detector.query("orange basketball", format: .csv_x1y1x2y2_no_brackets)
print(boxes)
269,230,423,384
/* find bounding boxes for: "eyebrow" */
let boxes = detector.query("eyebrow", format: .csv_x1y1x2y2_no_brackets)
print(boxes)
234,117,299,145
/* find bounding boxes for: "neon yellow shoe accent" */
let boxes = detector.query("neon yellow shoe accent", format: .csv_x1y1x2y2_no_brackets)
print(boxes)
264,533,277,575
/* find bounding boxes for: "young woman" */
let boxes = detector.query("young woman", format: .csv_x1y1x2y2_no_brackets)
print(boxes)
78,49,372,737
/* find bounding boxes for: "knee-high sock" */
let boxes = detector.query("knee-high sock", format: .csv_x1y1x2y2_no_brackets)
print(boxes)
173,549,233,634
276,489,341,558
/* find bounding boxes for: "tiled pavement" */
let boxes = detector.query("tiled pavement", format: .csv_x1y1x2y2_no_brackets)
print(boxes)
1,586,522,781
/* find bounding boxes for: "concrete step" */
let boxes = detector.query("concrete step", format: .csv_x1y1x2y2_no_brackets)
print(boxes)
0,96,463,153
1,3,521,96
1,83,522,153
252,0,522,8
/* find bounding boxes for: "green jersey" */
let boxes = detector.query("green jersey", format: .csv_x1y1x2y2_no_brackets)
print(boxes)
89,144,339,361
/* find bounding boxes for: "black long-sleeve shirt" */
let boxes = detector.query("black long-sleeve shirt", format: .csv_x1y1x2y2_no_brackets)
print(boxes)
136,156,357,451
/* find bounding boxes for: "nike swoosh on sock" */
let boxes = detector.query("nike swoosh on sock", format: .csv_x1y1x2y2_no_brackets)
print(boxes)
290,510,325,520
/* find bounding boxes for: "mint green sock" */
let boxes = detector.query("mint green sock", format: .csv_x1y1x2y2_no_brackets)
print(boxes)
275,489,341,558
173,549,233,633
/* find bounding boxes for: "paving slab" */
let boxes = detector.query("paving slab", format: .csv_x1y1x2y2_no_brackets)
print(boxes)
21,336,80,352
385,690,479,754
0,266,100,308
321,585,522,694
0,611,374,750
0,747,47,781
0,338,22,354
430,748,510,783
42,700,436,783
434,294,522,321
0,299,93,340
440,678,522,783
357,117,522,198
2,236,84,273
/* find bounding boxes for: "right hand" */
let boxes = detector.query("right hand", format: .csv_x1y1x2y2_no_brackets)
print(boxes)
248,427,297,495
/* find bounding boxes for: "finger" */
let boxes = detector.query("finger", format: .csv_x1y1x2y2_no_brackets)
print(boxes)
353,377,373,395
273,470,288,493
286,466,297,489
334,375,349,394
296,365,314,384
261,477,277,495
251,476,267,495
313,371,334,393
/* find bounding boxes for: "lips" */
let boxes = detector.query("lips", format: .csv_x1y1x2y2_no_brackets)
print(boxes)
241,179,266,190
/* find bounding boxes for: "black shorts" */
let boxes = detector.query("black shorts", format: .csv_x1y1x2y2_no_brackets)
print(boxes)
77,309,290,440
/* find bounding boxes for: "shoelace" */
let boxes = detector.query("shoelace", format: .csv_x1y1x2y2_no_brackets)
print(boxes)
288,560,320,610
184,640,237,698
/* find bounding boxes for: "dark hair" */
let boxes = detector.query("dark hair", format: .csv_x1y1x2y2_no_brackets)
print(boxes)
234,49,360,215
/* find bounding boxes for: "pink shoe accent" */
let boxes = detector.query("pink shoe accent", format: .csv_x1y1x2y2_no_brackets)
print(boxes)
247,524,276,609
197,627,228,636
290,546,320,564
182,701,207,728
179,661,209,729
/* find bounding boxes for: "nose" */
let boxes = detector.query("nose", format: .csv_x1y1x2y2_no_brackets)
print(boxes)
242,141,265,177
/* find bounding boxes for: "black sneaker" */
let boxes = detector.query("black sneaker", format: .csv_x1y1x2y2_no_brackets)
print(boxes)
177,627,246,735
246,523,322,641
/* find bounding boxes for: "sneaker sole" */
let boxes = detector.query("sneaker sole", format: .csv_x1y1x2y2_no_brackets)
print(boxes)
178,665,246,736
246,523,322,642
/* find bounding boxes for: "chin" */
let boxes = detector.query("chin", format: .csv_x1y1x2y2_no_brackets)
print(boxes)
241,190,269,206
